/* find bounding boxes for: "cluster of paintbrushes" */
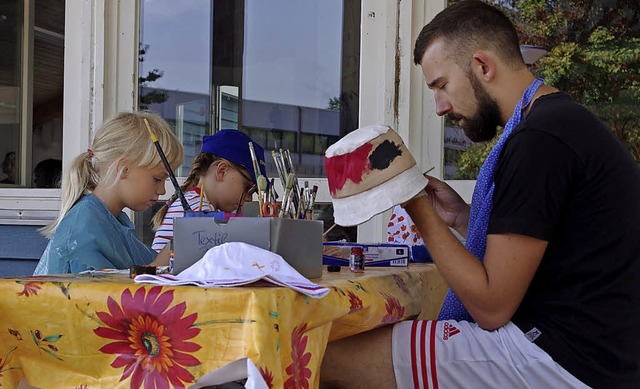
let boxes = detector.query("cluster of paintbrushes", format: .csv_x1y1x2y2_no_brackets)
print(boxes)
272,149,318,219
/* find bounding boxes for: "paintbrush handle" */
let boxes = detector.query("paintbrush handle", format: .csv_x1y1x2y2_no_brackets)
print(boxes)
144,118,191,213
153,142,191,212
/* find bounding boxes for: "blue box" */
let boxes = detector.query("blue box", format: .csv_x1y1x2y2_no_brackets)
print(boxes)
322,242,409,267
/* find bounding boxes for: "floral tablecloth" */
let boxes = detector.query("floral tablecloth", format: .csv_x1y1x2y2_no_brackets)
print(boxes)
0,264,446,389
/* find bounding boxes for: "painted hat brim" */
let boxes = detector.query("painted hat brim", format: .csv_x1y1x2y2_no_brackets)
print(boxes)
331,165,428,227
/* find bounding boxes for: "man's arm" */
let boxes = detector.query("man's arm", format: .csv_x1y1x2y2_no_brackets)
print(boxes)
405,196,547,330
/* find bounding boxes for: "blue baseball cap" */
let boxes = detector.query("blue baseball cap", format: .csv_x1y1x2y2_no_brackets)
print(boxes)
201,130,267,184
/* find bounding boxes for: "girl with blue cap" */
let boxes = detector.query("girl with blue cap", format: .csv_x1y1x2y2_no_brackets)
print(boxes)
151,130,267,252
34,111,184,275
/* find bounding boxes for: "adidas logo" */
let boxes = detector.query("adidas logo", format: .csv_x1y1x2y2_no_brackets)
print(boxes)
443,322,460,340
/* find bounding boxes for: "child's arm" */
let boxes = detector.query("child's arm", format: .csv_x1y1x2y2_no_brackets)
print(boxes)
149,241,171,266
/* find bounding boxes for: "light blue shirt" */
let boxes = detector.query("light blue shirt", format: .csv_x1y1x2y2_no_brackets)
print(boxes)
34,194,156,275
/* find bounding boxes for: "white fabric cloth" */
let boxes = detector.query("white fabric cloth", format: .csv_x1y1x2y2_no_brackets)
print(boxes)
392,320,589,389
135,242,329,298
325,124,390,156
188,358,268,389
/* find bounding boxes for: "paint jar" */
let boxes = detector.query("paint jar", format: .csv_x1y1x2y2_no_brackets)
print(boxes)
349,246,365,273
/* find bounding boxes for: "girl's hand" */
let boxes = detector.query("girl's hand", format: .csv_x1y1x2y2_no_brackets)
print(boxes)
150,242,171,267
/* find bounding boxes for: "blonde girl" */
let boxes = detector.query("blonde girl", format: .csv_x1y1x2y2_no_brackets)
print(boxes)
151,130,267,252
34,111,184,275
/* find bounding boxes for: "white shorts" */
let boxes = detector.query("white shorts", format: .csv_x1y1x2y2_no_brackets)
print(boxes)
392,320,590,389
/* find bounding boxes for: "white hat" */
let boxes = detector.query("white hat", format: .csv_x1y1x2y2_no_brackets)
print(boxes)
324,125,428,226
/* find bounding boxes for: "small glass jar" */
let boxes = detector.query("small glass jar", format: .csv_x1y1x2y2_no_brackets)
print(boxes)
349,246,365,273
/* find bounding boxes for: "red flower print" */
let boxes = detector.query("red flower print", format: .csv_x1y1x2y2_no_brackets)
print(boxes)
347,291,364,313
259,366,274,389
17,281,43,297
392,274,410,294
381,293,405,324
402,232,410,240
397,216,405,222
284,323,312,389
94,287,201,389
388,237,395,242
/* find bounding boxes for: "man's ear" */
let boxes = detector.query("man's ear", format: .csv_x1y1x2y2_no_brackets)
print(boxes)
471,50,496,82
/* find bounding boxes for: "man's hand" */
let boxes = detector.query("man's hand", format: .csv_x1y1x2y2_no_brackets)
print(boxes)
423,175,470,237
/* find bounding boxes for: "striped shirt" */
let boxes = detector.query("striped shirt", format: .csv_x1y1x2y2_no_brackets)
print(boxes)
151,187,212,252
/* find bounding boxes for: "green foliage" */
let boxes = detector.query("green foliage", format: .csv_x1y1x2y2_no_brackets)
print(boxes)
456,0,640,179
327,96,341,111
455,137,498,180
138,43,168,110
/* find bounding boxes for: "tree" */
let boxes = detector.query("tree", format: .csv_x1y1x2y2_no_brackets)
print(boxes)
138,43,169,110
456,0,640,178
327,96,341,111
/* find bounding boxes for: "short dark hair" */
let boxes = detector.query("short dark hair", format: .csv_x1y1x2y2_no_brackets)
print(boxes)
34,158,62,188
413,0,524,68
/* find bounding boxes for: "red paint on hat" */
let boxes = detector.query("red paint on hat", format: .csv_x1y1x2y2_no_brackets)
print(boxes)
325,143,373,195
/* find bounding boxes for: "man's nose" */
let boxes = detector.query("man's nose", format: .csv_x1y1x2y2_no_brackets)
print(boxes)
435,93,452,117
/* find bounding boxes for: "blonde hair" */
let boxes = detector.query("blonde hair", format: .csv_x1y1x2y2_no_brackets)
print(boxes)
42,111,184,237
151,152,223,230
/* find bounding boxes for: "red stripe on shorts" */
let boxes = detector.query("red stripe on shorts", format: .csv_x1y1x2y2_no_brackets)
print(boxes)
420,321,429,388
411,321,420,389
430,321,439,389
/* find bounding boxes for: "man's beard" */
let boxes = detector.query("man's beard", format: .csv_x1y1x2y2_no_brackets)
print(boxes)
449,73,502,143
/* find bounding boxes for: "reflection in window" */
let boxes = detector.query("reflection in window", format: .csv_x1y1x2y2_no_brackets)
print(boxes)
137,0,361,241
32,0,64,188
0,1,22,186
0,0,64,188
139,0,360,178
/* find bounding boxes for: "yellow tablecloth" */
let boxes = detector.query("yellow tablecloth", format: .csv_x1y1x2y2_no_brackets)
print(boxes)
0,264,446,389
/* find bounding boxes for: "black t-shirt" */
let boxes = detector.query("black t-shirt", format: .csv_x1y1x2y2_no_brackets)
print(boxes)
488,92,640,388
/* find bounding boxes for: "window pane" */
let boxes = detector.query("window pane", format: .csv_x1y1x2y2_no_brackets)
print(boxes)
240,0,360,178
136,0,360,243
0,0,22,186
32,0,64,188
139,0,359,178
138,0,212,175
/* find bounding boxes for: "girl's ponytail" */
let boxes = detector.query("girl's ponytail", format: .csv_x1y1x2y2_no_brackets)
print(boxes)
41,151,98,237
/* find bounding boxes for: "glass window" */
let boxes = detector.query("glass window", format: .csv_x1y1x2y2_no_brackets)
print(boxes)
32,0,64,188
137,0,361,244
138,0,360,178
0,0,63,188
0,0,23,186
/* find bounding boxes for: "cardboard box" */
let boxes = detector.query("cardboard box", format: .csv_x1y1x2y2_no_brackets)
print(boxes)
322,242,409,267
173,217,323,278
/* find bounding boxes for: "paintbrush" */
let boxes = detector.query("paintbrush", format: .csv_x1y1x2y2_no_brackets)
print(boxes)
198,183,204,212
143,118,191,213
